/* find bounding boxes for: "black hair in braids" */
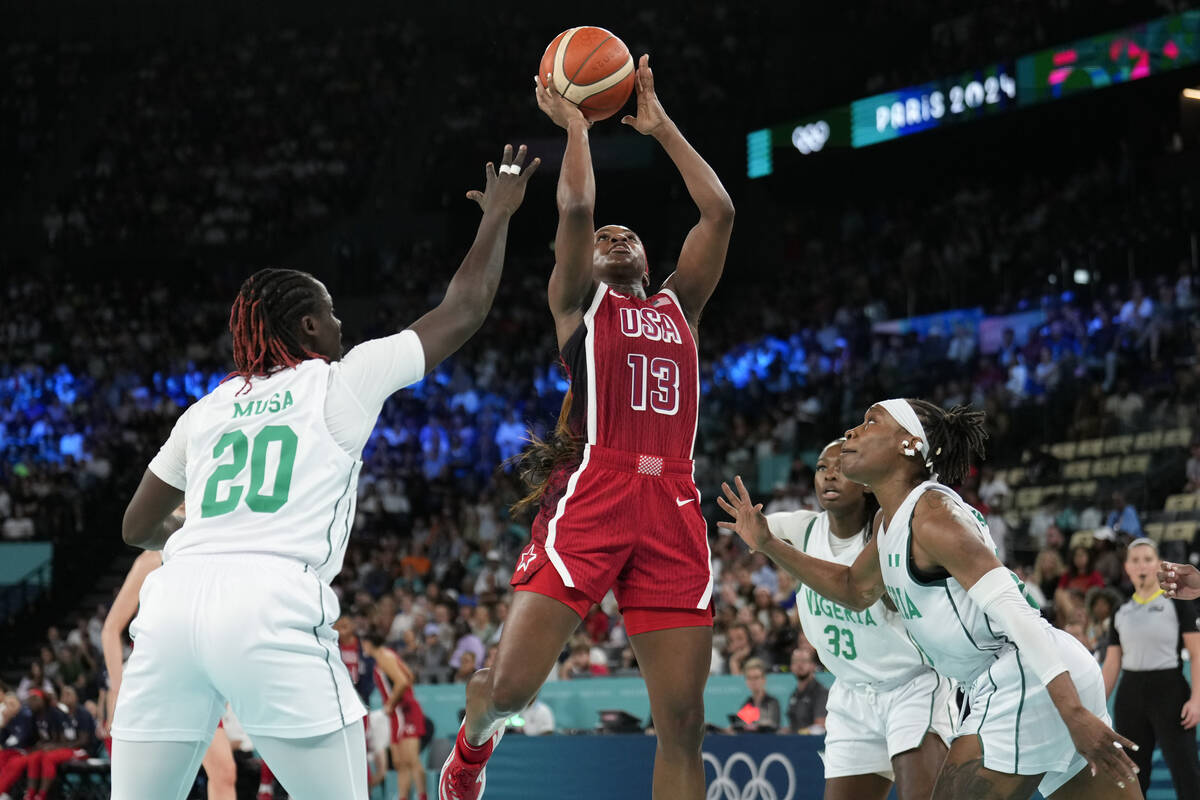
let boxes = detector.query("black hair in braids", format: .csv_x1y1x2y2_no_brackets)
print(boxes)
227,268,327,391
906,400,988,485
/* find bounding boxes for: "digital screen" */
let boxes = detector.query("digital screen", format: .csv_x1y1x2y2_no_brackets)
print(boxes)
747,9,1200,177
851,64,1017,147
1018,10,1200,104
746,106,850,177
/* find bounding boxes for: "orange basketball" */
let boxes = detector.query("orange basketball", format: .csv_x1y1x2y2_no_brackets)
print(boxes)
539,26,636,122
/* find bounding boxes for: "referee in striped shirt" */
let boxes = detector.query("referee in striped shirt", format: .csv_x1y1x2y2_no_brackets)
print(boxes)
1104,537,1200,796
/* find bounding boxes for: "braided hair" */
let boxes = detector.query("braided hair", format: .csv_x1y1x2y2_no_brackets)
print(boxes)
226,268,327,393
906,400,988,485
510,389,583,517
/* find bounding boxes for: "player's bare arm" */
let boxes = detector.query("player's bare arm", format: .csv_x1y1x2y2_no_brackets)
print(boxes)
101,550,161,722
536,75,596,350
122,473,185,550
718,475,883,611
1159,561,1200,599
1182,632,1200,730
1102,644,1122,697
409,144,540,372
378,649,411,715
625,54,734,328
913,492,1140,788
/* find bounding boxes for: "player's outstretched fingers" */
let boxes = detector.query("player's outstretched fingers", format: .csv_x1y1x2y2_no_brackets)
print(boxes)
511,144,528,169
716,495,737,518
1098,732,1140,788
720,481,741,508
734,475,753,504
499,144,514,169
518,157,541,183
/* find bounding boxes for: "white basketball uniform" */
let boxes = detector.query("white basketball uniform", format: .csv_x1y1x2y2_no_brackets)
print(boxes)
769,510,955,781
876,481,1109,797
112,332,425,743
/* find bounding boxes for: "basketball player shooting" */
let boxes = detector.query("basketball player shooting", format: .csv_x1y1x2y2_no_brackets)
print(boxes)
438,53,734,800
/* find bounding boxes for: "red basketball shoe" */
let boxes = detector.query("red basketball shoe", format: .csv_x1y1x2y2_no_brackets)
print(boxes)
437,723,505,800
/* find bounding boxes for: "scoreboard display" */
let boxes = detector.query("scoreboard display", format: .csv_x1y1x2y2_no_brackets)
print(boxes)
851,63,1017,148
1018,10,1200,104
748,9,1200,177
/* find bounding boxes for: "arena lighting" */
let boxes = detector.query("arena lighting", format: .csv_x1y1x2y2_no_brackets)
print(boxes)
748,9,1200,175
1074,269,1091,285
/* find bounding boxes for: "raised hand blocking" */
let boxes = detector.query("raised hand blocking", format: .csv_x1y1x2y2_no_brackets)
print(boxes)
466,144,540,216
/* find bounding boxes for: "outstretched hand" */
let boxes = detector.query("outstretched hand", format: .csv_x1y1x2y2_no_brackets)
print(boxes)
534,74,589,130
1158,561,1200,600
466,144,540,216
716,475,773,552
620,54,671,136
1064,708,1140,790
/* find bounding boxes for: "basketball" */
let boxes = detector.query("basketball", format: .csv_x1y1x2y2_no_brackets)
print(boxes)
539,26,636,122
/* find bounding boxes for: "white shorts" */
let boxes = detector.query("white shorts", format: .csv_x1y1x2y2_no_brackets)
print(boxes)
112,553,366,742
366,710,391,757
822,669,957,780
961,630,1107,797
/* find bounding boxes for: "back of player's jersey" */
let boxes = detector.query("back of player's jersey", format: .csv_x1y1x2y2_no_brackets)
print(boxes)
566,283,699,459
164,360,360,583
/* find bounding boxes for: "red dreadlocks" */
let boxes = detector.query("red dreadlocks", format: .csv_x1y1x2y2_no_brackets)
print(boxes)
226,268,327,394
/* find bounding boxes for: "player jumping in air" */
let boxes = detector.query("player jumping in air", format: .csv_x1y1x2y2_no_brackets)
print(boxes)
720,400,1142,800
764,439,954,800
438,55,734,800
110,144,538,800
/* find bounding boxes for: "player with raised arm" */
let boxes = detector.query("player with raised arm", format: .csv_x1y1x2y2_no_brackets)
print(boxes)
109,144,538,800
362,632,427,800
438,56,734,800
102,548,237,800
765,439,954,800
719,400,1142,800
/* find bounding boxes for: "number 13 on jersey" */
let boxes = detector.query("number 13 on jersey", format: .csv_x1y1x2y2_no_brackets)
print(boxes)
627,354,679,415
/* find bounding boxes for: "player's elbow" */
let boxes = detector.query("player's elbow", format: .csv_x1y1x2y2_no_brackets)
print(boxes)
557,199,593,220
706,197,735,224
121,508,149,548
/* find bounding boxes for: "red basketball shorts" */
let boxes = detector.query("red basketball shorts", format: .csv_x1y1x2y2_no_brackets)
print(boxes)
511,444,714,632
390,702,424,742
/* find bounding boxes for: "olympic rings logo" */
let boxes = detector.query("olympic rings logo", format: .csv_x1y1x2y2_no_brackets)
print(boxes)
703,751,796,800
790,121,830,155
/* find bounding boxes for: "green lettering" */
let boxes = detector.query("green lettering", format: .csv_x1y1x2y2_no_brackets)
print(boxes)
268,393,282,413
282,391,294,409
863,608,877,626
905,590,923,619
233,402,254,419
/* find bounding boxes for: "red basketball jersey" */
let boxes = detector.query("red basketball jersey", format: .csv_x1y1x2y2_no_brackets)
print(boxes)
371,648,420,715
562,283,699,459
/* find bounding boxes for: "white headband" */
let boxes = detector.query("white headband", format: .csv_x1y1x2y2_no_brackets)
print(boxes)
878,398,938,478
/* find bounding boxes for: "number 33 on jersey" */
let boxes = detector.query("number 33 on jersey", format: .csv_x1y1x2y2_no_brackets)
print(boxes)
563,283,700,459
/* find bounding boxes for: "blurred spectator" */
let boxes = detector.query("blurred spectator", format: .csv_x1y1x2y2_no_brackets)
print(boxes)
729,658,781,734
1084,586,1121,657
559,638,594,681
1056,546,1105,617
517,693,556,736
784,646,827,735
1186,443,1200,493
1104,492,1143,539
1104,381,1145,432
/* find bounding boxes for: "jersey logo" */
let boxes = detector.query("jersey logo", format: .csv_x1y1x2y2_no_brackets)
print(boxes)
618,306,683,344
652,297,671,307
517,543,538,572
675,497,695,506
